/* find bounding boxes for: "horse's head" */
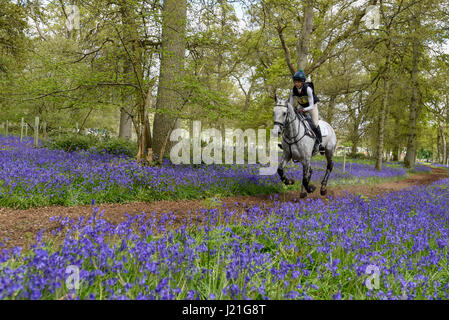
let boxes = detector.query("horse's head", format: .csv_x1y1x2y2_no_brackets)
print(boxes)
273,98,289,136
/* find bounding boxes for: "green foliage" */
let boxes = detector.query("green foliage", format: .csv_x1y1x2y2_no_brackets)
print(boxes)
0,0,28,72
418,148,432,160
44,134,99,152
349,152,371,160
43,134,137,157
1,0,449,176
97,137,137,157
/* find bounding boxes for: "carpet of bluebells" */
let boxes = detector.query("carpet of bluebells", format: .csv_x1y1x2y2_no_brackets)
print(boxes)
0,134,448,300
0,135,414,208
1,178,449,300
432,163,449,169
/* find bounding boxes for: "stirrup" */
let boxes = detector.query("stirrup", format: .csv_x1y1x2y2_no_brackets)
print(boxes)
319,144,325,154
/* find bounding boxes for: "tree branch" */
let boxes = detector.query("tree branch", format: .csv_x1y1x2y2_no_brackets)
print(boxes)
276,21,296,75
306,0,379,74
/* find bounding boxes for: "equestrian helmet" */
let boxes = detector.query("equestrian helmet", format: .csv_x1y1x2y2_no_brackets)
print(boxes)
293,70,306,82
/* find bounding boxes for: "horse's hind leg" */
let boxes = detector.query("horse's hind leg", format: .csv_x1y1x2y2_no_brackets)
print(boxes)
320,151,334,196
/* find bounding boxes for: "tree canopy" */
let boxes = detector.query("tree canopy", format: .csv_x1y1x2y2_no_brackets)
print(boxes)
1,0,448,167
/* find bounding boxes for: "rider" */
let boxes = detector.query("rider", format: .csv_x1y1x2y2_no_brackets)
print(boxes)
288,69,325,154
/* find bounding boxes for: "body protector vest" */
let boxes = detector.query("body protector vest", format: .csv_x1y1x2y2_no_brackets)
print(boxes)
291,82,320,108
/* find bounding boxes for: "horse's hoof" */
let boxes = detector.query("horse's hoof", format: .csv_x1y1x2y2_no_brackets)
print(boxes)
300,192,307,198
307,184,316,193
320,188,327,196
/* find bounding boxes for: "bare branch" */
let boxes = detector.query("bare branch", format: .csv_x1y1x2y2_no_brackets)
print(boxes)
276,21,296,75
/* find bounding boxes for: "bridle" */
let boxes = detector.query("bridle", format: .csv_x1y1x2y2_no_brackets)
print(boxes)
273,102,288,129
274,102,310,148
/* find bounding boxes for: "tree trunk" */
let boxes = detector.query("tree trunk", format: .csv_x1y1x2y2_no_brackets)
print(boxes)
391,116,400,161
244,84,253,112
404,26,420,169
119,107,133,140
118,3,135,142
446,136,449,165
42,121,47,140
441,125,447,165
216,0,227,90
144,111,152,149
446,96,449,164
136,90,154,161
65,0,77,40
119,0,147,162
297,0,313,71
143,83,154,153
350,92,364,156
393,145,399,162
152,0,187,163
375,41,391,171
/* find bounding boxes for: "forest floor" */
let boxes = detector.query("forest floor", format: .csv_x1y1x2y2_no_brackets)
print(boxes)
1,167,448,250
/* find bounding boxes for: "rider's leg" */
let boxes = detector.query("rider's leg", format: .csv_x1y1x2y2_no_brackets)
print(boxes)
315,126,325,154
309,105,319,127
308,104,325,153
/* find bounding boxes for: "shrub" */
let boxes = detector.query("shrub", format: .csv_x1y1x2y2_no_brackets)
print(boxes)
97,137,137,157
44,135,136,157
44,134,99,152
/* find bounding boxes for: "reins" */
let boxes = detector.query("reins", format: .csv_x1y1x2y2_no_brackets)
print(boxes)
276,103,310,146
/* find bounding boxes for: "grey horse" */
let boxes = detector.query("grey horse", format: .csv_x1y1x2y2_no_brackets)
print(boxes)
273,98,337,198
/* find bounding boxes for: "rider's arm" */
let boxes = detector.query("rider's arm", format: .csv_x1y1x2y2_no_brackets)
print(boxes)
302,86,315,112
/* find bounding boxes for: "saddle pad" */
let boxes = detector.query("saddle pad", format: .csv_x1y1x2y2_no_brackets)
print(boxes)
318,120,328,137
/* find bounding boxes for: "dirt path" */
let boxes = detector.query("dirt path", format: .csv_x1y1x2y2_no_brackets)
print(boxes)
1,167,448,250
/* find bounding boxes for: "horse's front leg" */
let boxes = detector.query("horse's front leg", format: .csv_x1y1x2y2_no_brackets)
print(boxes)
320,153,334,196
277,150,294,185
300,160,316,198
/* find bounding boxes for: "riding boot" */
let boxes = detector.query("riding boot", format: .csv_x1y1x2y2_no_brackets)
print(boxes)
313,126,325,154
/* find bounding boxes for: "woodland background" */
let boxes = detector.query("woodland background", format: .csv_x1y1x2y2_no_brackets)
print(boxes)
1,0,449,169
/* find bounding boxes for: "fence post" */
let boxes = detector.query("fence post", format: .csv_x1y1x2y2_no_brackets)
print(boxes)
76,122,79,133
5,120,8,136
43,121,47,140
343,147,346,173
20,118,24,142
59,126,61,138
34,117,39,148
